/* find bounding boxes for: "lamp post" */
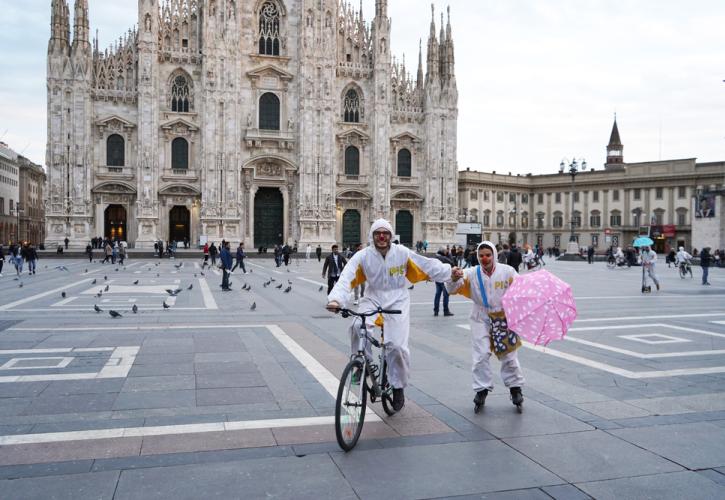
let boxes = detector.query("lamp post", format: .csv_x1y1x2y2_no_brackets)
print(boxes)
559,157,586,254
10,203,23,244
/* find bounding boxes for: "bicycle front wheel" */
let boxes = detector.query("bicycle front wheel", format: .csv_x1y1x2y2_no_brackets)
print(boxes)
335,358,367,451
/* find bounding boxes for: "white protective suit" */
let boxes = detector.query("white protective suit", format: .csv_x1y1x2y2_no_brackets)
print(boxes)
676,247,692,266
641,248,660,287
446,241,525,392
328,219,452,389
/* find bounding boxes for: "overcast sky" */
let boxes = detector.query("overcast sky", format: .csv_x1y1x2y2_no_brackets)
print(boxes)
1,0,723,175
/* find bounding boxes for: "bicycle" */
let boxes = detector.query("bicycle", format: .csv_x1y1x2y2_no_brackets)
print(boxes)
606,255,631,269
678,261,693,279
332,306,401,451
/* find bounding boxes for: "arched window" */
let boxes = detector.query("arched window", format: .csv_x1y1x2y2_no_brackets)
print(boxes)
106,134,125,167
343,89,361,122
536,212,545,229
171,138,189,170
590,210,601,227
171,74,191,112
344,146,359,176
258,1,280,56
553,211,563,228
521,211,529,228
483,210,491,227
469,209,478,223
610,210,622,227
572,210,582,228
653,208,665,225
397,148,411,177
496,210,504,228
259,93,280,130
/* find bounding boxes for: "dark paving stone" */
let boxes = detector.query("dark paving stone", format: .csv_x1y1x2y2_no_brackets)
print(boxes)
697,469,725,487
127,363,195,377
142,413,229,427
0,398,32,416
505,430,682,483
121,375,196,392
193,361,258,374
114,454,356,499
195,387,275,406
0,424,34,435
375,431,468,449
434,488,552,499
23,393,117,416
0,382,49,398
0,470,119,500
132,353,195,365
91,445,291,472
609,422,725,469
0,460,93,480
31,418,145,434
577,471,725,500
194,372,265,389
291,440,382,457
613,414,694,428
112,390,196,410
585,420,623,431
541,484,593,500
39,379,126,396
332,440,561,498
422,404,495,439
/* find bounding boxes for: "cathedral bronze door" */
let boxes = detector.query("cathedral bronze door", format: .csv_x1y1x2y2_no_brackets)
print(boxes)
395,210,413,247
342,210,361,249
254,187,283,248
104,205,127,241
169,206,190,243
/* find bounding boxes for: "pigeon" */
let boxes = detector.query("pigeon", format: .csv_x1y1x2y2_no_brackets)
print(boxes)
200,272,205,276
270,278,276,282
18,282,23,288
133,279,139,285
84,269,88,273
61,291,66,298
13,277,18,281
104,284,110,292
132,304,138,314
250,302,256,311
249,269,252,273
318,285,324,292
187,284,193,290
194,273,197,278
92,278,97,284
115,268,119,272
162,301,170,309
156,273,160,277
288,280,292,284
284,286,292,293
97,291,103,298
54,265,70,272
174,263,183,269
165,289,181,296
104,276,108,281
94,304,102,313
276,283,283,289
408,285,414,290
109,310,122,318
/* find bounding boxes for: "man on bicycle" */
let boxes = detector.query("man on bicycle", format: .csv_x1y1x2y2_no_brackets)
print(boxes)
326,218,460,411
675,246,692,268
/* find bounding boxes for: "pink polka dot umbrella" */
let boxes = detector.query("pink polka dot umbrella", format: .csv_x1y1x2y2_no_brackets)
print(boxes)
501,269,577,346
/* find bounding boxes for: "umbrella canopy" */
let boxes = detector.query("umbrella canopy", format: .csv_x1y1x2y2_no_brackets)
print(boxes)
501,270,577,346
633,236,654,247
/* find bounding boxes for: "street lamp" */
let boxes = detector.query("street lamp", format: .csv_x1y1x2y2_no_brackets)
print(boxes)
559,157,586,254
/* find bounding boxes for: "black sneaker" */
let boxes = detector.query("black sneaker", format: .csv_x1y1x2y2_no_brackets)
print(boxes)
443,311,454,317
473,389,488,413
510,387,524,406
392,388,405,411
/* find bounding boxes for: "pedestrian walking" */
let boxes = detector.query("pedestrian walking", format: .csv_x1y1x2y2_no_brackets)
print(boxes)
86,242,93,262
508,244,522,272
64,237,69,249
231,242,247,274
316,244,322,262
220,242,233,291
27,244,38,275
102,242,112,264
305,244,311,261
587,246,595,264
701,247,712,285
0,244,4,277
118,244,126,265
202,242,209,268
433,247,455,316
498,243,510,265
322,244,346,294
282,243,291,267
209,242,218,267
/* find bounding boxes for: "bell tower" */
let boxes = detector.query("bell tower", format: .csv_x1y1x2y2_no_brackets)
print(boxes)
605,115,624,169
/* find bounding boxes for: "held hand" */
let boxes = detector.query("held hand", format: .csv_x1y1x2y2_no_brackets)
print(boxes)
451,266,464,281
326,301,340,312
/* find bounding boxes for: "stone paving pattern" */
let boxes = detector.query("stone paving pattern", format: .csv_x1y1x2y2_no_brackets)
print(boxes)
0,256,723,498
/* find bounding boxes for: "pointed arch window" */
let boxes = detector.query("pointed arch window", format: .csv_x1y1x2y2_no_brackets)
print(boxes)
259,93,280,130
258,1,281,56
171,138,189,170
171,74,191,112
106,134,125,167
344,146,360,176
343,89,361,122
397,148,411,177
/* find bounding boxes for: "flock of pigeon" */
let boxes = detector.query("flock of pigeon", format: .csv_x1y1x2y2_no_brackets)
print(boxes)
49,260,325,319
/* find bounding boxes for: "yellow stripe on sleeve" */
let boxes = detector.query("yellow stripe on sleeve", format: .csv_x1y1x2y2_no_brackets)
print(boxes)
450,278,472,299
350,264,367,289
405,258,431,283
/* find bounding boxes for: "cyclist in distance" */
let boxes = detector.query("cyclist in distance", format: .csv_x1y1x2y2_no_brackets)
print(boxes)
326,218,462,411
675,246,692,267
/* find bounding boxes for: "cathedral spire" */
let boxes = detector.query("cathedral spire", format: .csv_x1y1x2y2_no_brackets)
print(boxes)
446,6,455,83
426,4,439,84
438,11,447,81
375,0,388,19
72,0,90,50
50,0,70,48
416,39,424,89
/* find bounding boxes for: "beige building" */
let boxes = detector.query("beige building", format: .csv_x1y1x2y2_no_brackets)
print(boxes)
0,142,21,245
458,119,725,254
18,156,46,244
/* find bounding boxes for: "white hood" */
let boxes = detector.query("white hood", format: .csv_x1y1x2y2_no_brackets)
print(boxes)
476,240,498,265
368,218,394,245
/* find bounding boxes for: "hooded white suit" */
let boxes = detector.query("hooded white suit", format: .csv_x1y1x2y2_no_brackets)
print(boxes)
446,241,525,392
328,219,452,388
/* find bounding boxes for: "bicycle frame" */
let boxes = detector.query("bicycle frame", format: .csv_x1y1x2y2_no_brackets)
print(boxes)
353,318,388,400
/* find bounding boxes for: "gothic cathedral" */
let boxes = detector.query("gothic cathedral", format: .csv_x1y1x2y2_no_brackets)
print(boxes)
45,0,458,249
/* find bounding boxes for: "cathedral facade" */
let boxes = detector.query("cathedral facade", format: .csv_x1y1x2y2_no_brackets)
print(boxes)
45,0,459,249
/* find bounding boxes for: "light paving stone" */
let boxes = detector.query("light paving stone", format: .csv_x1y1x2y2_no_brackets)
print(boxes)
272,421,397,445
627,393,725,415
140,429,276,455
0,470,120,500
574,400,651,420
114,455,357,500
608,421,725,469
434,488,553,500
577,471,725,500
541,484,593,500
0,437,143,466
331,440,562,499
383,416,454,436
504,430,683,483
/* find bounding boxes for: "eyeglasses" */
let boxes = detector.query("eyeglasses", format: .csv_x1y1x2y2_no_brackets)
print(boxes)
373,231,391,238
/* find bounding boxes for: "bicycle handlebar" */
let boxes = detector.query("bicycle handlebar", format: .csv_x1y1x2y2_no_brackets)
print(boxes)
331,307,402,319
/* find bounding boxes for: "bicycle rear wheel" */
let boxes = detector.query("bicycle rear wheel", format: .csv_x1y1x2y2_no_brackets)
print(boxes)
335,358,367,451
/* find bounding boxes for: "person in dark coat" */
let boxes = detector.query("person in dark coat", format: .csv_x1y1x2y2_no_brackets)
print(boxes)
316,245,322,262
433,247,455,316
209,242,218,267
701,247,712,285
86,242,93,263
322,244,347,294
508,244,522,272
587,246,595,264
220,242,233,291
231,242,246,274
